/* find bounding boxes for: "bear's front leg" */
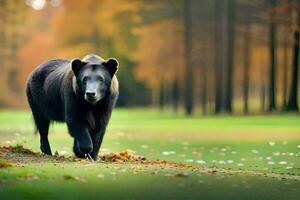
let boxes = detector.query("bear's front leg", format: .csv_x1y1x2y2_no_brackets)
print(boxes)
66,118,93,156
73,139,85,158
90,128,106,160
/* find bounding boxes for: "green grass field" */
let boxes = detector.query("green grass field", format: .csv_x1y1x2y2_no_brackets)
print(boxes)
0,109,300,200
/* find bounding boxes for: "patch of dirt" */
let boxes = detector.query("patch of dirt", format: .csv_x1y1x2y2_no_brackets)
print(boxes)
0,145,72,164
0,145,147,164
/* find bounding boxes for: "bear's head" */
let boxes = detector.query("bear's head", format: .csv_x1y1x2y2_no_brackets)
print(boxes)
71,58,118,104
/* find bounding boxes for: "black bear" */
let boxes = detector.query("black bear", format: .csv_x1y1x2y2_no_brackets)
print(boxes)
26,54,119,160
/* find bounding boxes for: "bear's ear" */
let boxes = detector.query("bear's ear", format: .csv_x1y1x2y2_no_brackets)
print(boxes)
71,59,87,76
104,58,119,76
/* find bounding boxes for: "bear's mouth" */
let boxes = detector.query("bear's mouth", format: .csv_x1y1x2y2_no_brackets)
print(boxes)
84,95,98,104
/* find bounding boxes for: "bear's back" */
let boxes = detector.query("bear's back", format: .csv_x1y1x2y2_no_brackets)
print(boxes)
27,59,71,121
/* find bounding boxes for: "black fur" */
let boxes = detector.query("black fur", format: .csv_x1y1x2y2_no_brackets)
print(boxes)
26,54,119,160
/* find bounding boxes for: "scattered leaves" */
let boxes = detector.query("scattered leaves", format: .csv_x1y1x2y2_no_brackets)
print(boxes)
0,144,36,155
100,150,146,163
0,160,16,168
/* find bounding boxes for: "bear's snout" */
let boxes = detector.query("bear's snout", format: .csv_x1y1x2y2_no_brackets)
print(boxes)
85,91,96,98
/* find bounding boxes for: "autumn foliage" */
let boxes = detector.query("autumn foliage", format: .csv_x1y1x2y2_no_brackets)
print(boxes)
0,0,299,114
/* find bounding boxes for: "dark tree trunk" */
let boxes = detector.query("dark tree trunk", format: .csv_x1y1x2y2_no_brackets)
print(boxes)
243,21,250,114
183,0,194,115
214,0,224,114
282,0,292,109
261,84,266,112
201,67,207,115
224,0,235,113
268,0,277,111
282,29,289,109
286,30,300,111
171,79,180,113
159,81,165,111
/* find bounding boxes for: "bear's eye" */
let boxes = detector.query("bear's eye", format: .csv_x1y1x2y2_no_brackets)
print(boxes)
97,76,104,82
82,77,88,84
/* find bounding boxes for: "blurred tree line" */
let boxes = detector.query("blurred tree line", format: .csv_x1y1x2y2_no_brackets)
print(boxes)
0,0,299,115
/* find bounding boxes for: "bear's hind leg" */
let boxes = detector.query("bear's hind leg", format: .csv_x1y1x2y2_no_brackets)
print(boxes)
33,114,52,155
27,87,52,155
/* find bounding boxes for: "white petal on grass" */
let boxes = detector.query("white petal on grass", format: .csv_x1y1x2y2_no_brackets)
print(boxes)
237,163,244,167
297,145,300,149
141,145,149,149
218,160,226,164
251,150,259,154
227,160,234,164
265,157,272,160
279,161,287,165
59,150,67,155
231,151,237,154
162,151,176,156
196,160,206,164
286,166,293,170
289,153,294,156
269,141,276,146
273,152,280,156
221,148,227,152
185,159,194,163
267,161,275,165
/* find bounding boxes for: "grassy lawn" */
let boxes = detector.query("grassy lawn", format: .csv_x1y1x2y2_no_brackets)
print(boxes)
0,109,300,200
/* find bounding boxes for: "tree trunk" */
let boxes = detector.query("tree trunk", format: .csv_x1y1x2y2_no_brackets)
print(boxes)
286,30,300,111
214,0,224,114
243,21,250,114
159,81,165,111
172,79,180,113
261,84,266,112
268,0,277,111
183,0,194,115
224,0,235,113
201,67,207,115
282,29,289,109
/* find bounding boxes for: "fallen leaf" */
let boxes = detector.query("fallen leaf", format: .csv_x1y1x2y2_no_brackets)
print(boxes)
0,160,16,168
175,173,189,178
